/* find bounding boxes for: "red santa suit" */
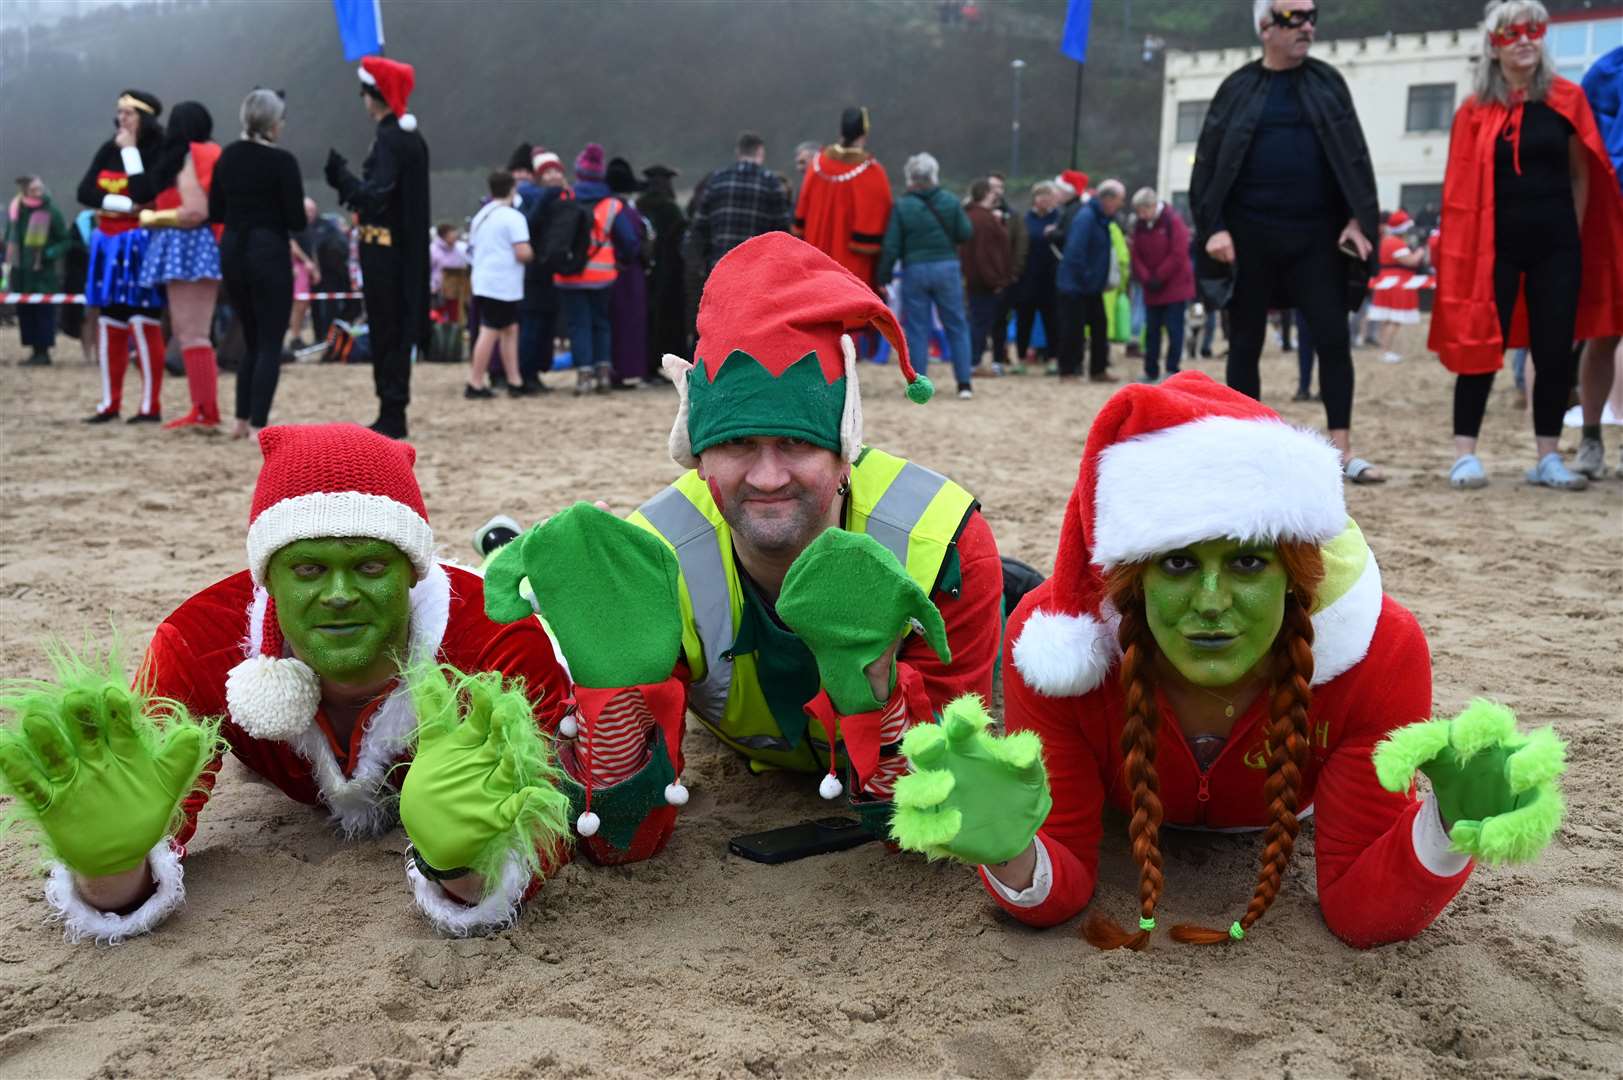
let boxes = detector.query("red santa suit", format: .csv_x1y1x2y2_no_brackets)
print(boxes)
793,145,894,287
43,426,572,942
1369,225,1421,325
1428,76,1623,374
996,372,1472,949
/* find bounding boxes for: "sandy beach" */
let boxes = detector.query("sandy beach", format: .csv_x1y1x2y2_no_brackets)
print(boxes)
0,328,1619,1080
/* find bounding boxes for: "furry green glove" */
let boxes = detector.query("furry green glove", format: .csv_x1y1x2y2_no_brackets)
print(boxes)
1373,699,1566,865
0,651,220,877
399,665,573,888
889,694,1051,866
776,529,950,714
484,503,682,688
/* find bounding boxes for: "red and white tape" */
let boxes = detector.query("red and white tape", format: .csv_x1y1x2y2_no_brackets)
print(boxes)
1,291,363,304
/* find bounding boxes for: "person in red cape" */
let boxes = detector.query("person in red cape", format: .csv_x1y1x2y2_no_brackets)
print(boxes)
1428,0,1623,491
794,106,894,289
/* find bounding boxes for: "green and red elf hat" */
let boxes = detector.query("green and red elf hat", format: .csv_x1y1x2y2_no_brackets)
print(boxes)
662,233,933,468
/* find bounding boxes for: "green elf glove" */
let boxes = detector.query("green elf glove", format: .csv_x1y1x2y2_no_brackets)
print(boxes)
889,694,1052,866
399,664,573,890
776,529,951,715
1373,699,1567,865
0,650,220,878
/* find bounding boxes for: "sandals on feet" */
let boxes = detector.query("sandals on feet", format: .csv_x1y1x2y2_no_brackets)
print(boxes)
1449,454,1488,489
1343,457,1386,484
1525,452,1588,491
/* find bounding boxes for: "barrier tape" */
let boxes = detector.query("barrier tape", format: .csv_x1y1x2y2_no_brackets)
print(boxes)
0,291,364,303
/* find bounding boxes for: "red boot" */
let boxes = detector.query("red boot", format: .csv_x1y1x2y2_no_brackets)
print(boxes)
128,315,165,422
165,345,221,429
84,318,130,422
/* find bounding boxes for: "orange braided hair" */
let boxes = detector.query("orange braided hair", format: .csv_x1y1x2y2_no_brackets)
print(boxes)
1086,542,1324,950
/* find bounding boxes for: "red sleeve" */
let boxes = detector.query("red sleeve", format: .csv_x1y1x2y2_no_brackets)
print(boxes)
1312,602,1472,948
849,164,893,256
980,587,1107,928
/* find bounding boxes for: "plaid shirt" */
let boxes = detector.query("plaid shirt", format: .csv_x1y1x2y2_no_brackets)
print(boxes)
689,160,791,273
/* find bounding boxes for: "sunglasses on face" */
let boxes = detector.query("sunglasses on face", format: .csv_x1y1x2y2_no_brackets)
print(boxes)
1489,21,1546,47
1268,7,1317,30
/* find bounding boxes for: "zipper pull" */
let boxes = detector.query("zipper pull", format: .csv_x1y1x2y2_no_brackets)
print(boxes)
1197,774,1211,804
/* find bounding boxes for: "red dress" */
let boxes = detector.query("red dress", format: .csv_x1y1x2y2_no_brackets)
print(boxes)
1369,233,1421,319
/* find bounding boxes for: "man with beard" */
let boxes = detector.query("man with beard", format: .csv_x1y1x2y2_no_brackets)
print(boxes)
480,234,1005,864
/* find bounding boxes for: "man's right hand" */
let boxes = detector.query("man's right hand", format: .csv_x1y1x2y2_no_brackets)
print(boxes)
1205,230,1235,264
0,667,219,881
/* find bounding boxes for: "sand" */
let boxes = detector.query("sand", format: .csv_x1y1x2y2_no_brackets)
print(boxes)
0,329,1619,1080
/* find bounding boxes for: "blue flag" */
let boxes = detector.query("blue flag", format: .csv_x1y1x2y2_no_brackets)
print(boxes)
1061,0,1092,63
333,0,384,62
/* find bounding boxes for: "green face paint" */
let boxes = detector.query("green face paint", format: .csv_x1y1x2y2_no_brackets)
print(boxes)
1141,539,1288,690
265,538,416,687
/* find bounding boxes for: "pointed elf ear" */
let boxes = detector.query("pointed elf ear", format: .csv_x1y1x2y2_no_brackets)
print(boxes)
663,354,698,468
839,334,863,462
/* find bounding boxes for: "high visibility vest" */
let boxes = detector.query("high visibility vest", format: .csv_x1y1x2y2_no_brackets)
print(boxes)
554,196,622,287
627,447,976,773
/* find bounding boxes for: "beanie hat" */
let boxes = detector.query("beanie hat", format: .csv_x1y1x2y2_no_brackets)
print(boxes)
531,149,563,175
1009,372,1383,698
661,233,932,468
357,56,418,132
574,143,606,181
226,424,436,741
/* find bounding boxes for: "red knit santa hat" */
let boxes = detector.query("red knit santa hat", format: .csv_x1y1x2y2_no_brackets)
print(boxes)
227,423,436,741
357,56,418,132
1386,209,1413,232
662,232,932,468
1009,372,1349,697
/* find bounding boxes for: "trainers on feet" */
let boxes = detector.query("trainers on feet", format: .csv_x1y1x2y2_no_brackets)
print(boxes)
1449,454,1488,489
464,384,495,400
1525,452,1588,490
956,384,973,400
1574,437,1607,479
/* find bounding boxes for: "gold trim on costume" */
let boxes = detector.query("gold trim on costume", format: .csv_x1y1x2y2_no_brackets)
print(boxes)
117,94,156,115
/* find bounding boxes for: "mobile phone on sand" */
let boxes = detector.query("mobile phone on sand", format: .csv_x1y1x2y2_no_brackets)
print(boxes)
729,817,874,865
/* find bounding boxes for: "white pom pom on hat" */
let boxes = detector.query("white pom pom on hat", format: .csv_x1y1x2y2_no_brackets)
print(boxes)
225,652,320,741
819,772,844,800
576,811,601,837
664,781,689,806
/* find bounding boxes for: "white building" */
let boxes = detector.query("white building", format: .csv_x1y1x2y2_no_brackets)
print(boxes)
1156,10,1622,224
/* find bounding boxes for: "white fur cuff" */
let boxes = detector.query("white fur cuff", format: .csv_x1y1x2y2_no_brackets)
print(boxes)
1010,608,1119,697
406,850,531,936
45,840,185,945
983,836,1053,908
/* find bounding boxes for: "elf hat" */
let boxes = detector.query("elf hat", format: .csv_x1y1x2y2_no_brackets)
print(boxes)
662,232,932,469
1009,372,1351,698
357,56,417,132
226,424,437,741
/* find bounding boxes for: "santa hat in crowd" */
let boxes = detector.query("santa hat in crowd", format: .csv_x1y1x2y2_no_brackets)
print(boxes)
1386,209,1413,233
1010,372,1353,697
357,56,418,132
575,143,606,181
1057,169,1090,197
225,424,436,741
662,232,933,469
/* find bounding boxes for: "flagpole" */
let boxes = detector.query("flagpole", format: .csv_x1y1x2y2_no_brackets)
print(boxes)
1069,62,1084,169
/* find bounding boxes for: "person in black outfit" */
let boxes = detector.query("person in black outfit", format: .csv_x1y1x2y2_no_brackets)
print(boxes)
1189,0,1385,482
638,164,688,371
210,88,305,437
325,56,430,440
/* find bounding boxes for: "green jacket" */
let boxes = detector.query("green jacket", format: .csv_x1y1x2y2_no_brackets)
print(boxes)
878,187,972,281
3,195,68,294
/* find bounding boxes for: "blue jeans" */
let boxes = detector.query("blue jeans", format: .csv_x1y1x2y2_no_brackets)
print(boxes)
1143,301,1186,379
561,288,611,371
901,259,972,388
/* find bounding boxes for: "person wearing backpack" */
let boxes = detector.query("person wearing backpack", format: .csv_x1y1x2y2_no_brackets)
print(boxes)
877,153,975,399
552,143,641,395
517,149,568,393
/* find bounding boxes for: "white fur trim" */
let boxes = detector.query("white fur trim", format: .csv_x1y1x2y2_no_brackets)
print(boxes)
357,65,376,85
406,849,530,936
1091,417,1347,570
1411,795,1471,878
45,840,185,944
398,113,417,132
225,654,321,740
1010,608,1120,698
246,490,435,586
839,333,864,462
119,146,144,176
982,834,1053,908
1308,551,1382,687
663,353,698,468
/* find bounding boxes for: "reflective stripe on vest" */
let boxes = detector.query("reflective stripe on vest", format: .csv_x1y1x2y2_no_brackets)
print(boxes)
555,197,621,287
628,448,975,770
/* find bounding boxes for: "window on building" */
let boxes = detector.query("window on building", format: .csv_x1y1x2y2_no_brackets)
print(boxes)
1171,191,1191,220
1399,183,1444,231
1175,101,1209,144
1406,84,1455,132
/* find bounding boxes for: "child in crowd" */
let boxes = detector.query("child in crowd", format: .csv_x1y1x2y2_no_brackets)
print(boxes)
465,171,533,399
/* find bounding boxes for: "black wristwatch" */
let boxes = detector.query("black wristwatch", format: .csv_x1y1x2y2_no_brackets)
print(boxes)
408,844,473,882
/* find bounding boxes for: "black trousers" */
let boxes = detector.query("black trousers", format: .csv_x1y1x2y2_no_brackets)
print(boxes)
1226,219,1354,430
1014,294,1055,358
1452,199,1582,440
220,228,292,428
360,245,413,423
1054,291,1110,376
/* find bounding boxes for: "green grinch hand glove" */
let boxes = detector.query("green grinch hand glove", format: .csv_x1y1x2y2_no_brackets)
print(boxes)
776,529,950,714
484,503,682,688
1373,699,1567,866
889,694,1051,865
0,649,220,877
400,664,573,890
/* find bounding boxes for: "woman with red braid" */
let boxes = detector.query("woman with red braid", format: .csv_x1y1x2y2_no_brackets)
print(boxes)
890,371,1568,949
